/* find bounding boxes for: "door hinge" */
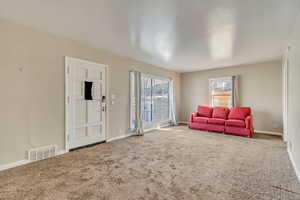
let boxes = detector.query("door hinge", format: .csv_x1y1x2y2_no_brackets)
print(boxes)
67,96,70,104
67,66,70,75
67,134,70,142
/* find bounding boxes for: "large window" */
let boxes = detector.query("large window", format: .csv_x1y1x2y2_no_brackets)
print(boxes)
141,74,170,124
129,71,174,133
209,77,233,107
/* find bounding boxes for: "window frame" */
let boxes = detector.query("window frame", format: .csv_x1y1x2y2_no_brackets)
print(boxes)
209,76,233,108
141,73,172,127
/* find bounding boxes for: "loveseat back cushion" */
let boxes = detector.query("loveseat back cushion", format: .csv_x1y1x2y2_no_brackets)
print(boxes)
212,107,230,119
228,107,251,120
197,106,213,118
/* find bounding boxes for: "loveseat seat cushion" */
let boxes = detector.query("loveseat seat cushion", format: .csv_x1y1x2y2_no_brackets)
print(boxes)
208,118,225,125
226,119,246,127
228,107,251,120
193,117,209,124
212,107,229,119
197,106,213,118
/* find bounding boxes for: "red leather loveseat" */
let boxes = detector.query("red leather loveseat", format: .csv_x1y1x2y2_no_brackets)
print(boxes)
189,106,253,138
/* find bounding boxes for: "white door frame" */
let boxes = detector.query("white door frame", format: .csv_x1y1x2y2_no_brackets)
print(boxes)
64,56,109,152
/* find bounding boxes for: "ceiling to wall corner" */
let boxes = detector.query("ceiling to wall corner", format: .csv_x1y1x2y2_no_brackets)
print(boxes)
0,0,300,72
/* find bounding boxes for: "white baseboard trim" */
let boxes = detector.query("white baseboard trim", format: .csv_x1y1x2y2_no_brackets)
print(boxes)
143,124,173,133
173,124,282,136
177,121,188,124
144,127,160,133
0,149,69,172
0,160,31,172
254,130,282,136
57,150,68,155
106,134,130,142
287,148,300,183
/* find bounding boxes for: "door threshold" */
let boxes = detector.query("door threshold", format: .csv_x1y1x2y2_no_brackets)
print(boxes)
70,141,106,151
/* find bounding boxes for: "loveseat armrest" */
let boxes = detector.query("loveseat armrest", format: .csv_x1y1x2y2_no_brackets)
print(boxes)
189,113,197,123
245,115,253,129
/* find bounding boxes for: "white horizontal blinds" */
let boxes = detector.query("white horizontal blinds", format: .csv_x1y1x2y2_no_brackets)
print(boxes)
151,78,170,122
209,77,233,107
141,75,152,123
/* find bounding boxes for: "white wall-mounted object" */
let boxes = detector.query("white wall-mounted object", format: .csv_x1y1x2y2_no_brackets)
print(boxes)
27,145,57,162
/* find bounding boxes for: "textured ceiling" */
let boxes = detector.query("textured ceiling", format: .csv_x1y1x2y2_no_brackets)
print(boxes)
1,0,300,72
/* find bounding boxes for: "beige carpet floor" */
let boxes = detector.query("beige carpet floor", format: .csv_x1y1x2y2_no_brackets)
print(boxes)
0,126,300,200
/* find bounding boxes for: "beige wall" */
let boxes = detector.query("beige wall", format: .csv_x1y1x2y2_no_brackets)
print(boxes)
0,19,181,165
286,12,300,180
180,60,283,133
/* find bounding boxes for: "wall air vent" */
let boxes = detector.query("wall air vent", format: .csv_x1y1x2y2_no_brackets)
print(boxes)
27,145,57,162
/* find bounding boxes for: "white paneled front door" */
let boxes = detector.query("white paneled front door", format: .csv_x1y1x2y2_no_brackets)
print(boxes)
65,57,107,150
